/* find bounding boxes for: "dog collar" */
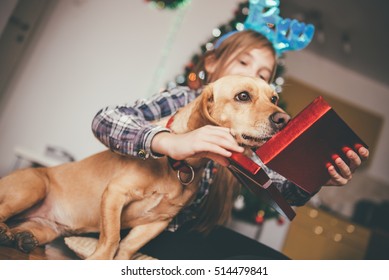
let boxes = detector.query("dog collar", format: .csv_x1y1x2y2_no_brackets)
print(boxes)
166,115,195,186
167,156,195,186
165,114,175,130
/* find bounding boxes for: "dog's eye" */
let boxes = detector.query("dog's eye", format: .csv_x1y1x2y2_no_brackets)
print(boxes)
235,91,251,102
271,96,279,105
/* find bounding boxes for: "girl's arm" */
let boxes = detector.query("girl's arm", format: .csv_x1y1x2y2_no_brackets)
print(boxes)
91,86,199,159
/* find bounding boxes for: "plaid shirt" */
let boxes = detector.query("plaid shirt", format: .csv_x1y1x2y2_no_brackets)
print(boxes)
92,86,312,231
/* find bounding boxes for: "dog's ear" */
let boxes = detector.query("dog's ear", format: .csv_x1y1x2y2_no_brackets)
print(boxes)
187,84,219,130
200,84,219,126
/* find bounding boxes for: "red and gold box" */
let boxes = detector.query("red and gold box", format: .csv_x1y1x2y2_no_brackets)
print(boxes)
229,96,368,220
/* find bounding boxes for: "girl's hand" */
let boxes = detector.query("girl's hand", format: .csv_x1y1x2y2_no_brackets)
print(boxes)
151,125,244,166
325,146,369,186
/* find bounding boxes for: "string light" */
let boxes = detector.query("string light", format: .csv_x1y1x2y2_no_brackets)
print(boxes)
175,75,185,84
212,28,222,37
188,72,197,82
205,42,214,51
235,22,244,31
198,70,205,80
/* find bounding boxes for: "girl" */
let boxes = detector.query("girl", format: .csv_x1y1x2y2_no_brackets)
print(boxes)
92,30,369,259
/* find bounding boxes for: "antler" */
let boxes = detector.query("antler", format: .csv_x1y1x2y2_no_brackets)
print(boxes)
244,0,315,56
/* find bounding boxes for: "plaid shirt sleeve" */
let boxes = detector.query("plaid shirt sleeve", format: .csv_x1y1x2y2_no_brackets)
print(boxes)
91,86,200,159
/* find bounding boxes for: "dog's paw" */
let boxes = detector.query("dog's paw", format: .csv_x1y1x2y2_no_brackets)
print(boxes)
64,236,98,259
0,223,14,245
14,231,39,253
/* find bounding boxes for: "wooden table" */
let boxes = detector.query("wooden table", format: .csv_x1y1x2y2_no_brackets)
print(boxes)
0,238,80,260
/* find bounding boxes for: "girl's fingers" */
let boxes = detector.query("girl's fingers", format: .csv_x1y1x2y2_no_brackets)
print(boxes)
326,165,348,186
357,146,369,161
334,157,352,180
167,125,244,160
326,147,369,186
345,150,361,172
195,126,243,153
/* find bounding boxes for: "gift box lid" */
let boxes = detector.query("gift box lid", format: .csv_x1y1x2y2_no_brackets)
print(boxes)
229,152,296,220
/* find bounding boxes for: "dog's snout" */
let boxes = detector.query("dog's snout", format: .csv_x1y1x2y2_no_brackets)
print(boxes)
270,112,291,129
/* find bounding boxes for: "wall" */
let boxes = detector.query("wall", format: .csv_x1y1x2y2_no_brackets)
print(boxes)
0,0,18,37
0,0,239,175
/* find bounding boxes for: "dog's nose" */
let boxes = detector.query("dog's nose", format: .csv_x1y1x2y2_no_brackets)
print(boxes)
270,112,291,130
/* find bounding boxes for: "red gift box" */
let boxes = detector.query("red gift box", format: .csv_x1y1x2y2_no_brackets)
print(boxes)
256,96,368,194
229,96,368,220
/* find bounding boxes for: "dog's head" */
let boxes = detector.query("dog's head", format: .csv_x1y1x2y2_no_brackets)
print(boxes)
199,75,290,148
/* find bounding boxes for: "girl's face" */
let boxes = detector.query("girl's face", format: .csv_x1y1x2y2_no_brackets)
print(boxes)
208,47,276,83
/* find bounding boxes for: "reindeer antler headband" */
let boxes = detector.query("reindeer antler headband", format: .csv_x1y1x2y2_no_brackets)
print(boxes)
215,0,315,56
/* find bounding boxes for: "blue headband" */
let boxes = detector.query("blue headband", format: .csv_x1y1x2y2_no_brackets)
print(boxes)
215,0,315,56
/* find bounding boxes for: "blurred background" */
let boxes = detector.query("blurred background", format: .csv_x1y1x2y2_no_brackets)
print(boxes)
0,0,388,259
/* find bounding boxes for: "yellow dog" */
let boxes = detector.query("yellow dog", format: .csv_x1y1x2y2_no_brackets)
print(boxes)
0,75,290,259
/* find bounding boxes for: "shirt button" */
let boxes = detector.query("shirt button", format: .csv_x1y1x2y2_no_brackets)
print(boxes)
138,149,147,159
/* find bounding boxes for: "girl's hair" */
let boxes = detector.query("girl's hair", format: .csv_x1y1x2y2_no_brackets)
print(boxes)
190,30,276,234
194,30,277,86
191,164,241,234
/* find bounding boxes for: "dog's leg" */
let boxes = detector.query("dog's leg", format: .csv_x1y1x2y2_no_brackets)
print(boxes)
114,220,170,260
0,168,48,222
0,223,14,246
7,220,60,253
0,168,49,252
87,183,130,260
